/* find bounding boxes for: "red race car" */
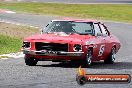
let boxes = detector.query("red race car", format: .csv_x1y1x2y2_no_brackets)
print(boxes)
22,19,121,67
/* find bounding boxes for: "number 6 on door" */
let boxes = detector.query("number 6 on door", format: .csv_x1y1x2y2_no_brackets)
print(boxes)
98,45,105,56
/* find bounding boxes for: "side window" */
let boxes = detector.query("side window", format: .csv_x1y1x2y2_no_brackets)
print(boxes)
100,24,109,36
72,22,94,35
94,23,102,36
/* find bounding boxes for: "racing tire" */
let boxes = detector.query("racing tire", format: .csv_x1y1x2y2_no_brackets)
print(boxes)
24,55,38,66
104,47,116,64
83,49,92,67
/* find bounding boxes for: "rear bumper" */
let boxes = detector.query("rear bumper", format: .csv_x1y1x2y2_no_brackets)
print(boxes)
22,49,84,57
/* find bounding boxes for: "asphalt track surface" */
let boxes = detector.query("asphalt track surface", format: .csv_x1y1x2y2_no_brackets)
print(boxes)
8,0,132,4
0,13,132,88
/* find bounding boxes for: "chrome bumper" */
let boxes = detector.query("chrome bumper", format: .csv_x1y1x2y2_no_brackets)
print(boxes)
22,49,84,56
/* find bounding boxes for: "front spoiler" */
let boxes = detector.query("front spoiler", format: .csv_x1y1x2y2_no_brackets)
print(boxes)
22,49,84,56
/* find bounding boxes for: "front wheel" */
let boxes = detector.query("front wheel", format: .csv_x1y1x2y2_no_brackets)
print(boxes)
24,55,38,66
104,47,116,64
83,49,92,67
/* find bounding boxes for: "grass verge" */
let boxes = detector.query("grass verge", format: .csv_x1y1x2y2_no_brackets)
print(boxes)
0,35,21,54
0,3,132,22
0,22,39,54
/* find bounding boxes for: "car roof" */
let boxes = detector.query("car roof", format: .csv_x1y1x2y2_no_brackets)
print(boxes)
52,18,102,23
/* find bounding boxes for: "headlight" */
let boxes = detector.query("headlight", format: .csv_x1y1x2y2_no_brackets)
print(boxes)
73,44,82,52
23,42,30,48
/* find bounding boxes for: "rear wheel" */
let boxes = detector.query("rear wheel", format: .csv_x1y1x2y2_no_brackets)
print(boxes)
83,49,92,67
104,47,116,64
24,55,38,66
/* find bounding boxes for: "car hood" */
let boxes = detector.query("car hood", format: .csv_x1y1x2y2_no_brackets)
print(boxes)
24,33,94,44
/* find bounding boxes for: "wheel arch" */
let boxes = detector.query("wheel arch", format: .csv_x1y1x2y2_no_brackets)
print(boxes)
88,47,93,54
112,44,117,53
113,45,116,49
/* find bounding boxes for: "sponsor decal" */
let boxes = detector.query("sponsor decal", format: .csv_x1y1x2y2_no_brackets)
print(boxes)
40,50,58,54
85,41,95,45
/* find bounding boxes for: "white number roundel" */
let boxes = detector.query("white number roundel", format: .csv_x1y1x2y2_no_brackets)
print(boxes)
98,45,105,56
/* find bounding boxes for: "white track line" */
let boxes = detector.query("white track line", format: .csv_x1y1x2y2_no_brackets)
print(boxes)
0,20,40,29
0,9,16,14
0,52,24,60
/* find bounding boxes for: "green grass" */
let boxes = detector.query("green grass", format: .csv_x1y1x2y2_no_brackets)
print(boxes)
0,22,39,54
0,3,132,22
0,35,21,54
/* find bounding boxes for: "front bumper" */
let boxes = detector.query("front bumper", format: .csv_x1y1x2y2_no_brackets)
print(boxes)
22,49,84,57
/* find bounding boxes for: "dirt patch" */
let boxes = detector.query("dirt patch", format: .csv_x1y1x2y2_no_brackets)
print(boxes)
0,22,39,39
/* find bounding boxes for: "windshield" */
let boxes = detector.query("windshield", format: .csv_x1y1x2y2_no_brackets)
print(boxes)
43,21,94,35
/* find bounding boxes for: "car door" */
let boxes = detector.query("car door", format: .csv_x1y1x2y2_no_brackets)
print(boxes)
98,23,112,60
93,23,106,60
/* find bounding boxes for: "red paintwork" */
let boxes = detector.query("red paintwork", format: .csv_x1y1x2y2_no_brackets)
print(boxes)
23,19,121,62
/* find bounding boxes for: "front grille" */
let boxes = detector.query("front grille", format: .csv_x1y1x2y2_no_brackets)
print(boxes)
35,42,68,52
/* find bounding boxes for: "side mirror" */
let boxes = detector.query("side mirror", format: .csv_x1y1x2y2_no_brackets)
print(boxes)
40,28,44,34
